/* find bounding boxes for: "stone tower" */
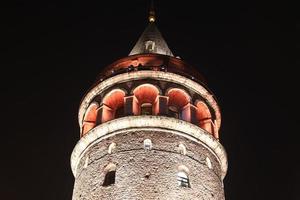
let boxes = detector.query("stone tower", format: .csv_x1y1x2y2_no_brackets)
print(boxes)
71,4,227,200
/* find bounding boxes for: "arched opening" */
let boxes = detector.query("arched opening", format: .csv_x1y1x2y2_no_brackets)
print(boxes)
196,101,214,134
143,139,152,150
177,165,190,188
133,84,160,115
108,142,116,154
178,144,187,155
141,103,153,115
103,163,116,187
145,40,155,52
102,89,126,122
167,88,190,120
82,102,99,136
168,105,179,118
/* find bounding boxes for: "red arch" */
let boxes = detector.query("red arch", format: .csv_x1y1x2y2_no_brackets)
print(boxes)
82,102,99,136
103,89,126,109
196,101,214,134
102,89,126,122
196,101,211,119
133,84,159,104
133,84,160,115
166,88,191,121
167,88,190,109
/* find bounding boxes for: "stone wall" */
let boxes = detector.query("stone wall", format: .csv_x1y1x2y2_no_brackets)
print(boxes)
72,130,225,200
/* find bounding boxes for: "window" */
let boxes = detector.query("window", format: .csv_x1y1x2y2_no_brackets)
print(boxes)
195,101,213,134
178,144,187,155
168,106,180,118
144,139,152,150
82,102,99,136
133,84,159,115
166,88,190,120
108,143,116,154
145,40,155,52
102,89,126,122
103,170,116,186
141,103,153,115
102,163,116,187
177,171,190,188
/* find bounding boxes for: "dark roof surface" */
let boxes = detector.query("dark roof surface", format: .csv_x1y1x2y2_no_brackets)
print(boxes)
129,22,174,56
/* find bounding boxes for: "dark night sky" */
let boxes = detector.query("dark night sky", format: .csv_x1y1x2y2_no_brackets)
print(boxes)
1,0,297,200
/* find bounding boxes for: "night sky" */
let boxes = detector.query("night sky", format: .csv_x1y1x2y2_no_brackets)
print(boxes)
2,0,297,200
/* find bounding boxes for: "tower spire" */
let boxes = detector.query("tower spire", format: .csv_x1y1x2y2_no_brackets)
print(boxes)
129,0,173,56
148,0,156,23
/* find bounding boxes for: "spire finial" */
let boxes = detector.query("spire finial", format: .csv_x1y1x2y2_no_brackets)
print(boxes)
148,0,156,23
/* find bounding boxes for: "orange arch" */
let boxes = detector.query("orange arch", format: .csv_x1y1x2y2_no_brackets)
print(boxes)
167,88,190,109
132,84,160,115
103,89,126,110
196,101,211,120
133,84,160,104
102,89,126,122
196,101,214,134
82,102,99,136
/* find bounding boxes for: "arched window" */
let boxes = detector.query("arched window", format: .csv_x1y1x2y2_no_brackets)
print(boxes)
144,139,152,150
178,144,187,155
141,103,153,115
82,102,99,136
108,143,116,154
103,163,116,187
195,101,214,134
133,84,160,115
102,89,126,122
177,171,190,187
145,40,155,52
177,165,190,188
168,105,180,118
166,88,190,120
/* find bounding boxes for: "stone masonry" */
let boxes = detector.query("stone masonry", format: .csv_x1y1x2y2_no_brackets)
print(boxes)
72,130,224,200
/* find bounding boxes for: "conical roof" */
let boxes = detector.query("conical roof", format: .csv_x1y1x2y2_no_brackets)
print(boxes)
129,22,174,57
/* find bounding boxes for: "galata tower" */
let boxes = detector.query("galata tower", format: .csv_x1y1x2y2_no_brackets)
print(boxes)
71,3,228,200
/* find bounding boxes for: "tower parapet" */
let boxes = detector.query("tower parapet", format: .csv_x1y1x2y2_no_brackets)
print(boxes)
71,4,227,200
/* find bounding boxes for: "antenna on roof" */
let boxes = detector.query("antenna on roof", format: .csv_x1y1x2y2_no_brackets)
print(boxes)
148,0,156,23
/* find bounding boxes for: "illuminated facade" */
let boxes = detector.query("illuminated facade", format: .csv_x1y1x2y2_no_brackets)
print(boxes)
71,6,227,200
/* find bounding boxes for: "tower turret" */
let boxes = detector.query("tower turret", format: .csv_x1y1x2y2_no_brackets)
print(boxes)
71,3,227,200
